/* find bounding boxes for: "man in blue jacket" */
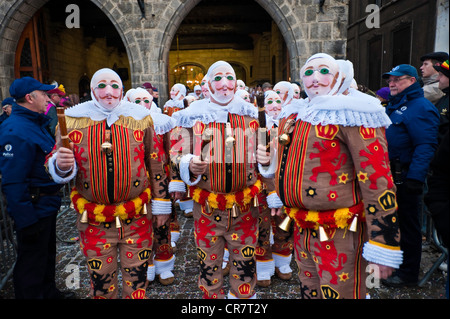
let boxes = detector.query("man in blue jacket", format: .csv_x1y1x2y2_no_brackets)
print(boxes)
0,77,75,298
382,64,440,287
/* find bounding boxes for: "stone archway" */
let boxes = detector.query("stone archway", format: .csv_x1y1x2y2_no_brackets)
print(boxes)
0,0,141,99
0,0,347,101
155,0,303,101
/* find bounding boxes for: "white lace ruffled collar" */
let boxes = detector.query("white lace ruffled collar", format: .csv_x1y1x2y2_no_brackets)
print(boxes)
65,100,151,126
172,96,258,127
278,89,391,128
163,98,185,109
65,100,175,136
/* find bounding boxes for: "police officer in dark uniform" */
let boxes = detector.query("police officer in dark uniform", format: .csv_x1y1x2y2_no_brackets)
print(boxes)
382,65,440,287
0,77,74,299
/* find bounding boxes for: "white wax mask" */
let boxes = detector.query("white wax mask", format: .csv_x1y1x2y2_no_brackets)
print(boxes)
131,88,153,110
91,69,123,110
200,76,210,99
264,91,282,118
301,56,339,99
207,61,236,105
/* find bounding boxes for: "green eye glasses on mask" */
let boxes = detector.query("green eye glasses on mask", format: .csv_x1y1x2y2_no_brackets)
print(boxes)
96,83,121,89
267,100,282,104
213,75,235,81
303,68,330,76
135,99,150,104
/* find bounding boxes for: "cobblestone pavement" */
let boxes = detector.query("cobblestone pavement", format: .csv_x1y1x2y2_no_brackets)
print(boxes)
0,206,447,300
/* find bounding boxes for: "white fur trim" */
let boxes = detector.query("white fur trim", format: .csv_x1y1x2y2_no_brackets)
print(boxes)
168,180,186,193
147,264,155,281
266,192,283,209
362,241,403,269
258,161,276,179
273,253,292,274
154,255,175,279
151,199,172,215
256,259,275,280
179,198,194,212
171,231,180,243
179,154,202,186
48,153,77,184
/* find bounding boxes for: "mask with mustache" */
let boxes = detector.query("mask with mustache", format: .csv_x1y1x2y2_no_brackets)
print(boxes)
207,61,237,105
300,53,340,99
91,68,123,111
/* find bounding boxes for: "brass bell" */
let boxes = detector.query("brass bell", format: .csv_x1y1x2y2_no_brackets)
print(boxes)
203,128,212,142
278,215,292,232
101,141,113,154
253,195,259,208
230,203,239,218
225,136,236,147
278,133,290,146
80,210,88,223
204,200,211,215
349,214,358,232
115,216,122,229
319,226,329,242
142,203,148,215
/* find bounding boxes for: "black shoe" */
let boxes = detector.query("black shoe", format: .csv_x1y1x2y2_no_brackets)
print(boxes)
381,275,417,288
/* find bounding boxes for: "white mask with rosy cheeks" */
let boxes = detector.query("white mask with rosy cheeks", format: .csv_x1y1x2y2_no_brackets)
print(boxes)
201,77,210,99
235,89,250,101
301,55,339,99
130,88,153,110
291,83,301,99
170,83,186,101
91,69,123,111
207,61,236,105
237,80,246,90
264,91,283,118
273,81,294,106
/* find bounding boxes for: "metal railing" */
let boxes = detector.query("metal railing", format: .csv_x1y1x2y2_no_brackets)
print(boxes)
0,179,17,291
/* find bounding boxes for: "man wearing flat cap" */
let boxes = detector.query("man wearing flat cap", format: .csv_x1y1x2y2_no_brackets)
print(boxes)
382,64,440,288
420,51,449,104
0,77,74,298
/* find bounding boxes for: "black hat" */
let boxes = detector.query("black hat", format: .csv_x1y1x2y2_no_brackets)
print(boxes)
420,51,449,63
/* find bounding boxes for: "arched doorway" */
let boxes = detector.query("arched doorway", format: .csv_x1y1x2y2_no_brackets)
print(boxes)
170,62,206,91
158,0,302,102
14,10,50,83
167,0,288,90
0,0,134,99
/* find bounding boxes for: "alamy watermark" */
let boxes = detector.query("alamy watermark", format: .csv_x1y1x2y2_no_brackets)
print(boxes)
65,264,80,289
366,4,381,29
65,4,80,29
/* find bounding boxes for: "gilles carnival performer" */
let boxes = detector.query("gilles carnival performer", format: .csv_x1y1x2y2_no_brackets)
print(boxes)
169,61,277,299
258,53,403,299
49,68,174,299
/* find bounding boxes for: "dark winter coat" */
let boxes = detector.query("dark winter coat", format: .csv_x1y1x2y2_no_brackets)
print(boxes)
385,81,440,183
0,102,62,230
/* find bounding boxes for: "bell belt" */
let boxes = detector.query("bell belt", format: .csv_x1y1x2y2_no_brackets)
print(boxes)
70,187,151,223
188,178,263,211
286,201,365,230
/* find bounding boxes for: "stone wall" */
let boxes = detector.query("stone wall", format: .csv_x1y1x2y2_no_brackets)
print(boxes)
0,0,349,102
